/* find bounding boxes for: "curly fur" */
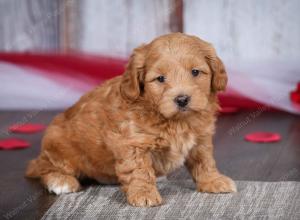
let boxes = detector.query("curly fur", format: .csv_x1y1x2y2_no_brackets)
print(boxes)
26,33,236,207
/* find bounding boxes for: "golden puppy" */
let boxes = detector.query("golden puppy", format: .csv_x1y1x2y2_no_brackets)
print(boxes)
26,33,236,207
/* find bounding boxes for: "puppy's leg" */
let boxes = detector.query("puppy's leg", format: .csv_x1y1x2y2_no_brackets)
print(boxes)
185,137,236,193
27,153,81,195
115,147,162,207
41,172,81,195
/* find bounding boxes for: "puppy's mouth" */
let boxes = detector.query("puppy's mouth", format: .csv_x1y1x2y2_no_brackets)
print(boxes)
178,106,189,112
176,106,195,116
169,106,195,120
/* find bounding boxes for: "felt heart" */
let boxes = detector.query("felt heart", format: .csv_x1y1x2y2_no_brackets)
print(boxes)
9,123,45,134
290,82,300,104
0,138,31,150
244,132,281,143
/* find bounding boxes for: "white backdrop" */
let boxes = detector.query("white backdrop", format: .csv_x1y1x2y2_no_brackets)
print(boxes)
0,0,299,113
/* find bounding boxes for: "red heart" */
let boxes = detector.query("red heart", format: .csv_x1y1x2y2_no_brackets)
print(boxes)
0,138,31,150
9,123,45,134
290,82,300,104
244,132,281,143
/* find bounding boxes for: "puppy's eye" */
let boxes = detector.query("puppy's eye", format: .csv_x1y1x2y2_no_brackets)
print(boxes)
156,75,165,83
191,69,200,77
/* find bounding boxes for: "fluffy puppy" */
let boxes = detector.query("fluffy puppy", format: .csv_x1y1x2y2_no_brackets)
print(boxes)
26,33,236,207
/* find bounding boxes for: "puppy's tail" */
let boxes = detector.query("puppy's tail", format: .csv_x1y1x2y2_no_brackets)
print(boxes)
25,159,42,178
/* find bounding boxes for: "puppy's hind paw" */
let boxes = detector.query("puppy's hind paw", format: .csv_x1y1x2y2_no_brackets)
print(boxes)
48,181,80,195
43,173,81,195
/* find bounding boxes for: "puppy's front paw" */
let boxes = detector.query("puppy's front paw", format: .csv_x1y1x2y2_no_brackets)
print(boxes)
197,174,237,193
127,187,162,207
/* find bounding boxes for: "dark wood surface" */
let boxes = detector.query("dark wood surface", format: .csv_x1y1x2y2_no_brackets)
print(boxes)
0,110,299,219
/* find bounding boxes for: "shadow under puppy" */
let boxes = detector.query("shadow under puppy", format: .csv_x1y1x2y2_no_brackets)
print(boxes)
26,33,236,207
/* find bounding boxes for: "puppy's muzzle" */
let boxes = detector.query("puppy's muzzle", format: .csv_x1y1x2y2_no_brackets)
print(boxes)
174,95,190,109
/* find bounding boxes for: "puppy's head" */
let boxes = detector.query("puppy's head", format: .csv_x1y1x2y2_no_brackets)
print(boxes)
120,33,227,118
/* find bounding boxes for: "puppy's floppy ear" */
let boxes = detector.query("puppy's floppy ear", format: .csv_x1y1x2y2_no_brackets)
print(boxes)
120,44,148,101
206,55,228,92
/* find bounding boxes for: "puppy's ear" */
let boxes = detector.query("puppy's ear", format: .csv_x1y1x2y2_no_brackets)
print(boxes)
206,55,228,92
120,44,147,101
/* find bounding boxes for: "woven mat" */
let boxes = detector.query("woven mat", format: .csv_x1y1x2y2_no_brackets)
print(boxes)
42,179,300,220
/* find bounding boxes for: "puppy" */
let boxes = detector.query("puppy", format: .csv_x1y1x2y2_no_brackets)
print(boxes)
26,33,236,207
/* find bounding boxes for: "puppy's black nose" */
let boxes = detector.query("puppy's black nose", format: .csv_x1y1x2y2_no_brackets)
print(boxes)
174,95,190,108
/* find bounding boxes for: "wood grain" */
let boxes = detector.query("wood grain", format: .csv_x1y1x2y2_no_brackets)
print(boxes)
169,0,183,33
184,0,300,62
64,0,180,57
0,0,61,51
1,0,299,63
